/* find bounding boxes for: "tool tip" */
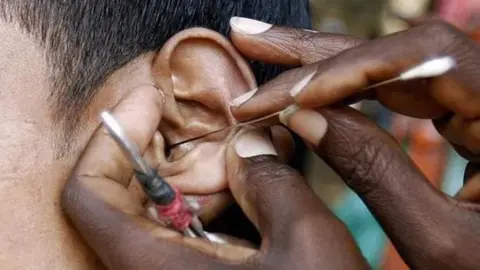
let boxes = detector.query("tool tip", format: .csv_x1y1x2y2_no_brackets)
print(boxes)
401,56,456,80
100,111,125,140
100,111,113,123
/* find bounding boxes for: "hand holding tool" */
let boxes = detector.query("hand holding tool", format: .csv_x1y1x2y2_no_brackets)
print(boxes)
169,56,456,148
100,111,209,239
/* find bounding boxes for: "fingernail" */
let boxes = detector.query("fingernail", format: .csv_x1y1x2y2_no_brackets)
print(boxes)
279,104,300,126
230,88,258,107
289,71,316,97
288,110,328,146
230,17,273,35
234,131,277,158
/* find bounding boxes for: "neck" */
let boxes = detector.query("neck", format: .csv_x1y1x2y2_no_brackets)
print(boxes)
0,155,105,269
0,57,156,270
0,120,55,173
0,95,103,269
0,25,156,267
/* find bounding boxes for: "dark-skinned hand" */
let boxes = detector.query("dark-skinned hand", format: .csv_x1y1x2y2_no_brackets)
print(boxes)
61,85,368,270
229,17,480,269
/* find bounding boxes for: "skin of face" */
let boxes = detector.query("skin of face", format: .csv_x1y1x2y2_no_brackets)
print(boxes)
0,21,276,269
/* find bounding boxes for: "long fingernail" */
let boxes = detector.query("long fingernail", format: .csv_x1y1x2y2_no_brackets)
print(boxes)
288,110,328,146
279,104,300,126
230,88,258,107
289,71,316,97
234,131,277,158
230,17,273,35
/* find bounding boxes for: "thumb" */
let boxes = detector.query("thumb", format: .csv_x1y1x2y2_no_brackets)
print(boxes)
225,129,362,264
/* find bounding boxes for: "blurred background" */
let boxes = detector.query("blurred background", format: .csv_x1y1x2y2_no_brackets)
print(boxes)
304,0,480,269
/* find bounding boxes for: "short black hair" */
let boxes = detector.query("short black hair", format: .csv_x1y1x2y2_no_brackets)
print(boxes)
0,1,310,151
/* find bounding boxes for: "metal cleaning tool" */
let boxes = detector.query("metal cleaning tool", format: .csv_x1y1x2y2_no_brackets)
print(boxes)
101,111,209,240
169,56,456,148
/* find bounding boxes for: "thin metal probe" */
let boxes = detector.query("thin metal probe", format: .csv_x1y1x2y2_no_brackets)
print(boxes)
362,77,401,91
169,56,456,148
168,111,282,149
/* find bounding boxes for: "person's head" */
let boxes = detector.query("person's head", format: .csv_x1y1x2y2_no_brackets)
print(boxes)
0,1,310,160
0,1,310,268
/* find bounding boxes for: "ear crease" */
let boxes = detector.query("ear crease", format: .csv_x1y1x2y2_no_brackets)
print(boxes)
153,28,257,128
154,27,257,92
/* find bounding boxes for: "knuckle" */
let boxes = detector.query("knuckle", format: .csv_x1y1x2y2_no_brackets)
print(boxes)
244,156,302,193
343,135,393,194
294,29,317,51
424,20,458,37
422,20,461,52
295,32,360,64
322,114,396,195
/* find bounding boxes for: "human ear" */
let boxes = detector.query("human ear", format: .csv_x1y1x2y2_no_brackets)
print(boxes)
150,28,276,223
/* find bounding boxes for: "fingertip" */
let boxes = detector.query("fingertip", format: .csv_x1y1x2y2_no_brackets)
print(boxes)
225,130,278,229
289,71,317,98
230,17,273,35
231,68,314,122
229,22,302,66
230,88,258,108
231,89,291,122
233,130,277,159
282,108,328,147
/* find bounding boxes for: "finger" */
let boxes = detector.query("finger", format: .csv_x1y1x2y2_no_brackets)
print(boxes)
278,106,328,147
290,106,480,267
231,65,321,122
465,162,480,182
60,85,243,269
225,129,365,266
434,115,480,159
292,21,480,118
63,182,245,270
229,18,363,122
270,125,295,163
74,85,164,187
229,17,363,66
455,162,480,202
